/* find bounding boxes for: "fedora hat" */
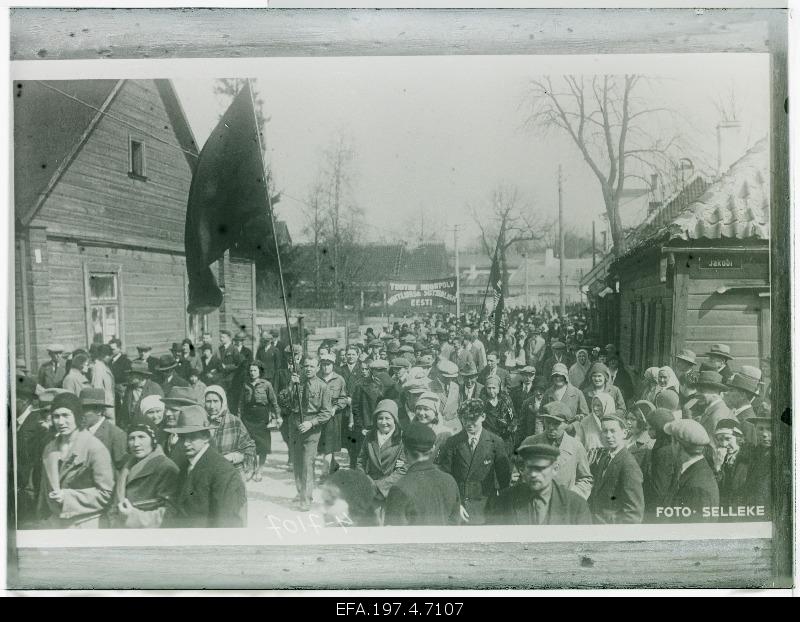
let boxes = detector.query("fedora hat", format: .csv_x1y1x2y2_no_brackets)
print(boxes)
694,370,728,392
675,349,697,365
705,343,733,360
162,386,200,407
79,387,114,408
156,353,179,372
164,404,214,434
127,360,152,377
458,360,479,377
726,372,760,397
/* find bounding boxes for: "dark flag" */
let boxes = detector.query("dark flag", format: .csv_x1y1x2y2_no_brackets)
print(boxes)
184,81,269,314
487,241,505,339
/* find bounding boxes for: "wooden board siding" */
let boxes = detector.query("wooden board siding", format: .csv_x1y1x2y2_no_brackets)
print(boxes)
29,80,193,250
223,258,255,336
14,238,27,367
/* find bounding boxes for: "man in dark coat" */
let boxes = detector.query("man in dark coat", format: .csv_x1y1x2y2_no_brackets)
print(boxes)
723,368,761,446
14,376,52,525
351,360,392,453
217,329,243,396
154,353,190,396
229,331,254,415
163,405,247,528
660,418,719,522
256,329,282,385
37,344,67,389
509,366,537,419
80,388,128,472
713,419,749,511
121,361,164,431
704,343,735,383
539,341,574,379
199,342,224,387
437,398,512,525
491,441,592,525
384,422,461,526
109,338,132,416
588,412,645,524
476,352,510,389
739,413,772,516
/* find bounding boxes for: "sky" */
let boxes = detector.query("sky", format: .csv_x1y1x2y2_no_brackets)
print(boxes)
172,53,769,248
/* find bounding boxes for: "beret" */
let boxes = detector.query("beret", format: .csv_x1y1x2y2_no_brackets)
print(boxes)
516,441,560,462
540,401,571,423
389,358,411,369
645,408,675,435
403,421,436,452
664,418,710,446
437,360,459,377
368,359,389,370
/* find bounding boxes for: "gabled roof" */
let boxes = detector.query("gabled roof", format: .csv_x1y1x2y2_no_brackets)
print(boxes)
14,79,200,227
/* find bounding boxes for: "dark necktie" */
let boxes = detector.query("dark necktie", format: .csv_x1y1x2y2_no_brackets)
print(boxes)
596,450,612,480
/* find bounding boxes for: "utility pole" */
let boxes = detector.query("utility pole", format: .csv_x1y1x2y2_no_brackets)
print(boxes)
558,165,566,318
453,224,461,318
592,220,597,268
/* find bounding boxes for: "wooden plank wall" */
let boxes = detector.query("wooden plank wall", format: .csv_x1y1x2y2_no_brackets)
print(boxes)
13,239,26,366
224,258,256,337
30,80,192,250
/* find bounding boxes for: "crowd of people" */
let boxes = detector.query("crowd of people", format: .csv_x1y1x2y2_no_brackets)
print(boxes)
12,306,773,529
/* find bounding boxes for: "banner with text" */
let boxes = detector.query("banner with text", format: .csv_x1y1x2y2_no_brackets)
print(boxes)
387,278,457,310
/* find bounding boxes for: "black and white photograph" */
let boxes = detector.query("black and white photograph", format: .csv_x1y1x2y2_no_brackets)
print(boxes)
4,5,793,592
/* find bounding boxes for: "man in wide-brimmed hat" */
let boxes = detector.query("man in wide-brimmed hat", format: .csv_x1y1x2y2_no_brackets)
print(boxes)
120,360,164,431
155,353,190,396
457,360,483,404
694,370,732,447
659,419,719,522
723,366,761,446
37,343,67,389
80,387,127,471
162,405,247,528
703,343,735,382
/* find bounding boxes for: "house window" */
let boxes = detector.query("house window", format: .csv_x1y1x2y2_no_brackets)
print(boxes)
89,272,120,345
129,138,147,179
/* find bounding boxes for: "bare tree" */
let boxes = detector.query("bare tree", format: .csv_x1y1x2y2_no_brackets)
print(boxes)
470,183,552,297
523,75,684,254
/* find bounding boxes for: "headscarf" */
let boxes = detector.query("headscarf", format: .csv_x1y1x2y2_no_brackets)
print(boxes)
591,392,617,419
204,384,229,420
139,394,165,417
569,349,591,388
656,366,681,393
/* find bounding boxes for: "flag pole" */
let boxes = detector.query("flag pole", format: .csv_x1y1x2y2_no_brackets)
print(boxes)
479,234,502,323
245,79,304,414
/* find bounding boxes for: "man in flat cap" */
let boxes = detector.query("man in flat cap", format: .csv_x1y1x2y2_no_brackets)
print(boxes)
588,412,644,524
713,419,749,510
660,419,719,522
491,441,592,525
518,401,593,500
384,421,461,526
38,344,67,389
429,359,461,432
437,399,511,525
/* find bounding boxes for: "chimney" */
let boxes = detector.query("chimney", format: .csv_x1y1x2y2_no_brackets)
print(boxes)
716,121,745,175
544,248,554,267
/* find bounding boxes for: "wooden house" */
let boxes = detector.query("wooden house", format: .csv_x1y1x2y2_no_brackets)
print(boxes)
583,138,770,375
14,79,258,371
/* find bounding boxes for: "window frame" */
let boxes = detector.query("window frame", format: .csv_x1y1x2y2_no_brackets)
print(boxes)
128,135,148,180
84,263,124,348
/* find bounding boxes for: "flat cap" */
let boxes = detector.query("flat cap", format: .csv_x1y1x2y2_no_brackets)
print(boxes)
401,334,417,344
437,360,459,378
654,389,680,411
320,353,336,363
389,358,411,369
664,418,711,446
715,418,743,437
600,411,627,426
368,339,382,348
645,408,675,435
403,421,436,452
540,401,572,423
399,345,415,354
550,341,566,350
404,378,430,394
368,359,389,370
516,441,560,462
519,366,537,375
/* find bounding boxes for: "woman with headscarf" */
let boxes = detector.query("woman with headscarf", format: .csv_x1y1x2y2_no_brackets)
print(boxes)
138,394,170,450
108,423,179,528
641,408,677,519
577,392,618,468
640,367,661,402
482,376,517,457
413,391,453,462
356,399,407,519
204,385,257,482
36,393,114,528
320,468,380,527
582,362,626,412
568,349,591,390
624,401,655,466
653,366,681,406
